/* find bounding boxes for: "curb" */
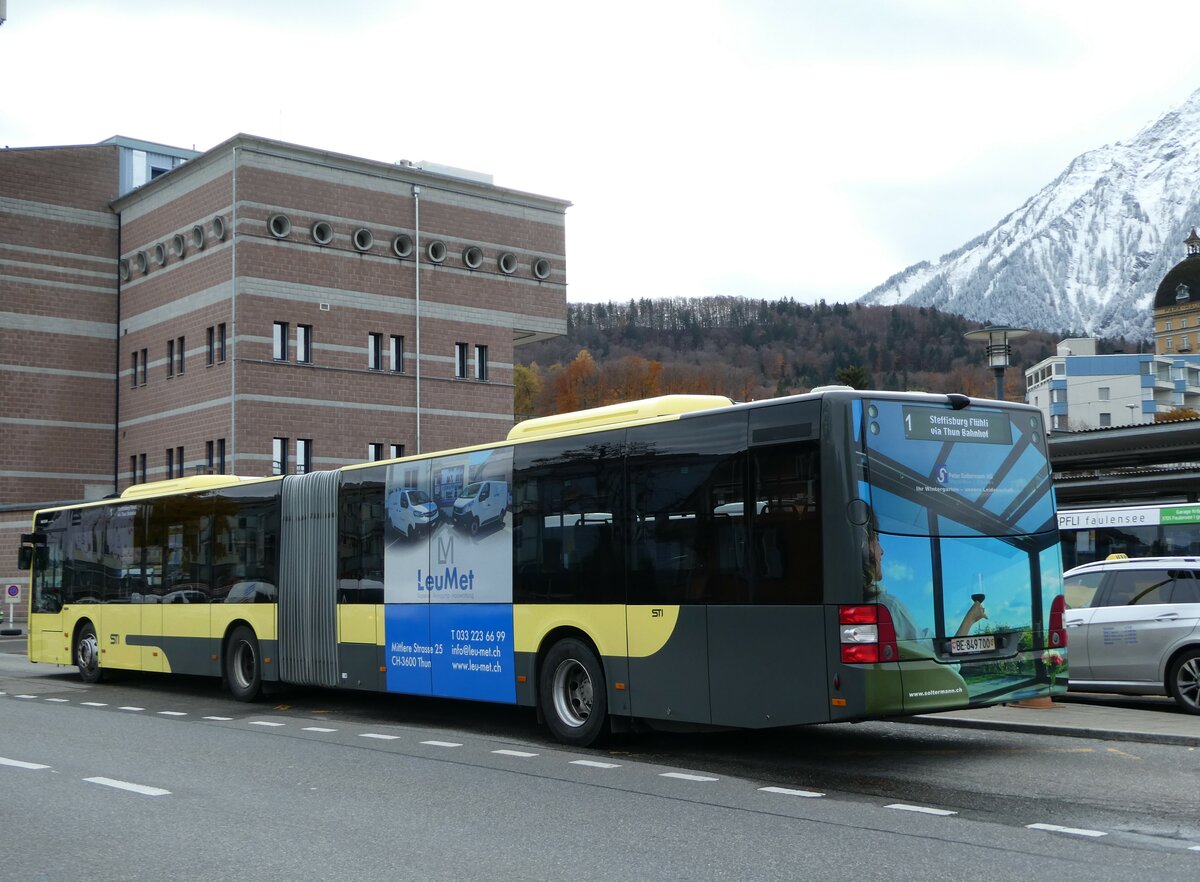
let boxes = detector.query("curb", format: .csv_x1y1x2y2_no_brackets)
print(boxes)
904,713,1200,748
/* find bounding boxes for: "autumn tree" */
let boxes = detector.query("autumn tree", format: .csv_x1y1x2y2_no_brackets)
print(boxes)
513,363,542,419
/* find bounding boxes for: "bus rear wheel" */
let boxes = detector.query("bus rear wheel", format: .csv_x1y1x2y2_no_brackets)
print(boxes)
225,625,262,701
540,637,608,747
75,621,102,684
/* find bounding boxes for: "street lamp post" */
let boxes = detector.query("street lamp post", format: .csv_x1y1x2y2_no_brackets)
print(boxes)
964,325,1030,401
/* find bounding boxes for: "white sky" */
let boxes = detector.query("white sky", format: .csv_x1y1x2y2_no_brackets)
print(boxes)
3,0,1199,304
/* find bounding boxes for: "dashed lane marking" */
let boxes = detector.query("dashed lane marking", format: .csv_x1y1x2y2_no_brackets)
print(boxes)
117,706,144,711
492,749,538,758
249,721,285,727
1026,823,1107,838
81,702,107,707
660,772,719,782
203,716,233,721
302,727,337,733
157,711,187,717
759,786,824,798
0,756,51,770
359,733,400,741
84,776,170,797
570,760,621,769
421,740,462,748
44,698,69,703
887,804,958,816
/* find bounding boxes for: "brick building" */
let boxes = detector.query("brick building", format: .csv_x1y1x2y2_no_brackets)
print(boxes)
0,135,569,623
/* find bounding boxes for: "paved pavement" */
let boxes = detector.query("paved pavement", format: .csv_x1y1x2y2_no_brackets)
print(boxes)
910,694,1199,747
2,631,1196,746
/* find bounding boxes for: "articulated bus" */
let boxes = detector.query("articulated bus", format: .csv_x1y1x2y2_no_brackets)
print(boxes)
17,390,1066,746
1059,502,1200,569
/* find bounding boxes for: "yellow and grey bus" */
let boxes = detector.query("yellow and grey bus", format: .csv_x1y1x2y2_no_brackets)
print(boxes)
17,390,1066,746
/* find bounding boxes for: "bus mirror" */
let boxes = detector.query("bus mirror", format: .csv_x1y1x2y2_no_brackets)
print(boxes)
17,546,32,570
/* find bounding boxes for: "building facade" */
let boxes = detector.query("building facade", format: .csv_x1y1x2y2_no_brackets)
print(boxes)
1025,338,1200,430
0,135,568,622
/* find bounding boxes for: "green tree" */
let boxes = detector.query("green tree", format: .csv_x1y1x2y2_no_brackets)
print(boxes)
835,364,871,389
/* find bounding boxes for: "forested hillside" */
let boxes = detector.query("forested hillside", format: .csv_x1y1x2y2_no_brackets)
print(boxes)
513,297,1136,417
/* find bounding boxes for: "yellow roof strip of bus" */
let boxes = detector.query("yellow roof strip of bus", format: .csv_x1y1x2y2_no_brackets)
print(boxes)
119,474,251,499
506,394,734,442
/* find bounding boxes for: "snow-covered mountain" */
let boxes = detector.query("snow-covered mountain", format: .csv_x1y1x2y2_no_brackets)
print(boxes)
860,87,1200,341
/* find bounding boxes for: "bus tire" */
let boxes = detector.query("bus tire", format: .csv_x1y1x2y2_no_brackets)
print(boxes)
225,625,263,702
1168,647,1200,714
75,621,102,684
540,637,608,747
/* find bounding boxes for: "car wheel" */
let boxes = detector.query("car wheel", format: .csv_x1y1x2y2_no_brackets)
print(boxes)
1168,647,1200,714
470,516,480,536
75,621,102,684
539,637,608,747
225,625,263,701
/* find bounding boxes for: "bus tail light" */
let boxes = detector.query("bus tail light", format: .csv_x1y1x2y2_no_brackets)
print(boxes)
839,604,899,664
1048,594,1067,648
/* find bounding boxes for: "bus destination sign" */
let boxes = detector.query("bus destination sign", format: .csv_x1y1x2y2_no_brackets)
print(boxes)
902,406,1012,445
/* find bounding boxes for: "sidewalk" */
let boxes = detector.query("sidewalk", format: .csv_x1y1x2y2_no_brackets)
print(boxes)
908,695,1200,747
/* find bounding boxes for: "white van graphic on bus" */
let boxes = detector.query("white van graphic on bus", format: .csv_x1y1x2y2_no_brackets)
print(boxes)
452,480,507,535
387,487,440,538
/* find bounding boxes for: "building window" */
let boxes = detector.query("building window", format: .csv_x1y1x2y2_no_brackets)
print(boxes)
297,325,313,364
1168,337,1175,350
1052,363,1065,376
176,336,185,374
1166,320,1174,331
218,323,227,362
474,344,488,381
139,453,147,484
130,455,138,485
273,437,288,475
368,333,383,370
389,443,405,460
176,445,184,476
206,440,214,473
390,335,405,373
131,350,140,388
1099,412,1112,427
1050,389,1066,404
167,339,175,378
454,342,468,379
1098,387,1110,401
368,443,384,462
166,447,174,477
297,438,312,474
217,438,226,474
274,322,289,361
140,349,148,385
207,326,216,366
1051,414,1066,431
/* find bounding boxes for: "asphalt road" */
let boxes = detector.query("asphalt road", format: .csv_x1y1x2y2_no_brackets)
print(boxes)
2,640,1199,881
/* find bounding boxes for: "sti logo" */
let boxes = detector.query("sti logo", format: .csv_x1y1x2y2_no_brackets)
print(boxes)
934,463,949,485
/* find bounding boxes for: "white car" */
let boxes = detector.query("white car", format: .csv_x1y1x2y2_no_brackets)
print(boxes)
1062,555,1200,713
452,480,507,535
387,487,440,539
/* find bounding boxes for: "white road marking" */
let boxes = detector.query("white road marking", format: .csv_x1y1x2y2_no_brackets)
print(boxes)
157,711,187,717
1026,823,1106,838
118,706,144,711
759,786,824,798
887,803,957,816
1189,845,1200,852
359,733,399,741
203,716,233,721
0,756,51,770
420,740,462,748
302,727,337,733
661,772,719,782
84,776,170,797
493,749,538,758
44,698,69,703
570,760,621,769
81,702,108,707
15,694,37,699
249,721,285,727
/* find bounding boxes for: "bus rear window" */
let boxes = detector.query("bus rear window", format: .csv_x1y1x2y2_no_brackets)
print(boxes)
860,399,1055,538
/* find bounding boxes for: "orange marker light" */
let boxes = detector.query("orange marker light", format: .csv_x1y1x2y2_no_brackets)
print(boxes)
615,682,626,691
831,698,847,707
516,675,527,684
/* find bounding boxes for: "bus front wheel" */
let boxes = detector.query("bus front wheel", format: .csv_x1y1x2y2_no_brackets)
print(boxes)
75,622,102,684
540,637,608,747
225,625,263,701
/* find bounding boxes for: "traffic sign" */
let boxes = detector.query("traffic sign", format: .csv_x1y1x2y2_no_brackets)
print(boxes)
6,584,18,598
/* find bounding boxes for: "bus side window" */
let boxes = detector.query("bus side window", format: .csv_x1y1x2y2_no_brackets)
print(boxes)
750,442,821,604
